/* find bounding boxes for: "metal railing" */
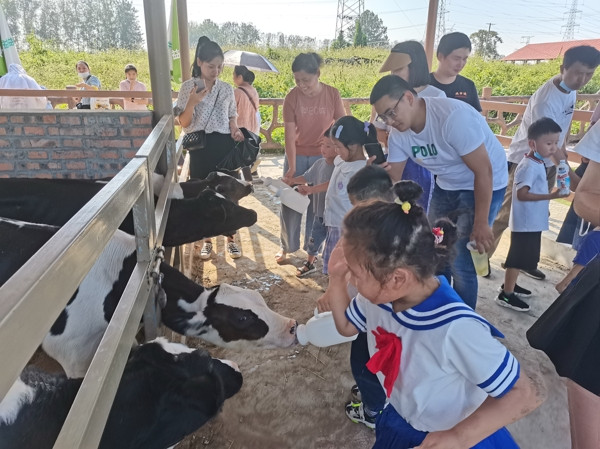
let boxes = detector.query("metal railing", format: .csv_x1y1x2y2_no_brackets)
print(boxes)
0,114,178,448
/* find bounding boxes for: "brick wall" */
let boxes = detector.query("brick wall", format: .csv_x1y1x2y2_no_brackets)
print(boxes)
0,110,153,179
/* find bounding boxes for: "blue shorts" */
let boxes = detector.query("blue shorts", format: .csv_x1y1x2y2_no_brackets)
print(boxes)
374,404,519,449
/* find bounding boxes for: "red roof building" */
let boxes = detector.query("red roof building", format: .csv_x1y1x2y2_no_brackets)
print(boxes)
503,39,600,63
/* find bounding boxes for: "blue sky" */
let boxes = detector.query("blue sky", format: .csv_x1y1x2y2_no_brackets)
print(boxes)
133,0,599,56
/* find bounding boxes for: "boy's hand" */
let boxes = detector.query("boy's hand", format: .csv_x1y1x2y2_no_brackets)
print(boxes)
414,430,463,449
296,185,311,195
316,291,332,313
550,187,570,199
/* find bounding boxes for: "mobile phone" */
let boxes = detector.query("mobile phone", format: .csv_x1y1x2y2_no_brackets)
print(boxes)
195,79,205,93
364,143,387,165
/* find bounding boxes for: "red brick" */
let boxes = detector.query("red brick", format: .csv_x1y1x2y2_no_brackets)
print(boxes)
10,116,24,124
0,128,6,135
24,126,44,136
86,127,118,137
66,161,86,170
47,127,59,136
132,138,146,148
63,139,83,147
36,173,52,179
0,139,10,147
59,128,85,136
132,116,152,125
120,116,130,125
124,150,137,159
0,116,8,124
92,139,131,149
29,151,48,159
100,151,119,159
0,162,14,170
11,127,23,136
43,115,57,124
52,150,84,159
30,139,57,148
26,162,40,170
60,116,82,125
47,162,62,169
121,127,150,137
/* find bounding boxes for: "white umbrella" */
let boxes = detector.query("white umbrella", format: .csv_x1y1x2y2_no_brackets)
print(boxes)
0,5,20,76
223,50,279,73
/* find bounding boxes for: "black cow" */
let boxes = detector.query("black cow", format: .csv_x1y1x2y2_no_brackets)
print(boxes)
0,178,256,247
0,218,298,378
0,338,243,449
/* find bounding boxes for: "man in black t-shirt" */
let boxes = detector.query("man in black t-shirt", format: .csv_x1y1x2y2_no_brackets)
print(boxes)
430,32,482,112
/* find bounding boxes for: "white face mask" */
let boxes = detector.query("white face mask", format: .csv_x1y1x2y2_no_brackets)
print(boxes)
78,71,90,79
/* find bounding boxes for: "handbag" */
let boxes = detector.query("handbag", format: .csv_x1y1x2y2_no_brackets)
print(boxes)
182,130,206,151
182,82,220,152
216,128,261,171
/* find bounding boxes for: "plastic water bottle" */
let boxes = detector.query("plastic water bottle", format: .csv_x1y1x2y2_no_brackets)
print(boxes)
262,177,310,214
556,160,570,196
296,311,357,347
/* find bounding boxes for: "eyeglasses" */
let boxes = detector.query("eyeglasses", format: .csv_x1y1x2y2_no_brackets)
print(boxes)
376,96,404,124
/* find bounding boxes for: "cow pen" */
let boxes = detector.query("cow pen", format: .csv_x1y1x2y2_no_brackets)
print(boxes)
0,115,181,448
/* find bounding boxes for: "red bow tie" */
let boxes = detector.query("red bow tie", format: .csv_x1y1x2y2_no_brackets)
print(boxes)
366,326,402,398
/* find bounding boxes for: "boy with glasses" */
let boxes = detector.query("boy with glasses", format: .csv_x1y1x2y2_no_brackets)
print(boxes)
371,75,508,310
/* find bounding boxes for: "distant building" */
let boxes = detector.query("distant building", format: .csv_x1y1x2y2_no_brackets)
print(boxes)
503,39,600,64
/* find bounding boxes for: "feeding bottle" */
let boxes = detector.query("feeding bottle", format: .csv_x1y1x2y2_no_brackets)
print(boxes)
262,177,310,214
556,160,570,196
296,311,357,347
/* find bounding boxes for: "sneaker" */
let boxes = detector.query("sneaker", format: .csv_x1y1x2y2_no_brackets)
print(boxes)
496,290,530,312
521,268,546,280
350,384,361,403
296,260,316,277
500,283,532,296
345,401,376,430
227,242,242,259
199,241,213,260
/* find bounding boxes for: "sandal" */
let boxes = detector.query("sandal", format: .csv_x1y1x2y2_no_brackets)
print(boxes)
296,260,317,277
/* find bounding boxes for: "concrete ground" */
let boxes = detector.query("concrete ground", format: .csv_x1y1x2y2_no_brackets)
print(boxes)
256,155,574,448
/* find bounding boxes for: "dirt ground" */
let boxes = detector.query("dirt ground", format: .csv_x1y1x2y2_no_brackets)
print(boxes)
175,156,572,449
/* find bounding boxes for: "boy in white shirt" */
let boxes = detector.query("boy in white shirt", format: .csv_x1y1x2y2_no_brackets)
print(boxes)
497,118,569,311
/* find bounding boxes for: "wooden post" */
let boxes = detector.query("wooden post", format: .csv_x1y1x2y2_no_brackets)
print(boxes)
424,0,439,70
482,86,492,99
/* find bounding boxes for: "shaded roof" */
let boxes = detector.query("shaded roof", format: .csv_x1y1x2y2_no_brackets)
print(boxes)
503,39,600,62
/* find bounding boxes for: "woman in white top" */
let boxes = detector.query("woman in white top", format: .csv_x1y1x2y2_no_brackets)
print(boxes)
119,64,148,111
175,36,245,260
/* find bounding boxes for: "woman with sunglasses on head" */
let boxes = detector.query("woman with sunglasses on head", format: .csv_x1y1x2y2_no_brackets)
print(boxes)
175,36,244,260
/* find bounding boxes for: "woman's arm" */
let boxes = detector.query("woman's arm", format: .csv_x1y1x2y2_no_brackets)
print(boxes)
556,264,585,293
574,160,600,226
283,121,297,181
416,372,545,449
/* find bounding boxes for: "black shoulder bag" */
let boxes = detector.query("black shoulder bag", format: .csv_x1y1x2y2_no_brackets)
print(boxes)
216,128,261,171
182,86,220,151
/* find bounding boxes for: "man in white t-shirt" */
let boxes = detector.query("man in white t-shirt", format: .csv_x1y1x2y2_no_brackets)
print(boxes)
489,45,600,281
370,75,508,309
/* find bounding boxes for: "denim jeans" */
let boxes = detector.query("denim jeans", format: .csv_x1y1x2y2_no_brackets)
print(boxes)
350,332,387,415
279,154,322,253
428,185,505,309
305,216,327,257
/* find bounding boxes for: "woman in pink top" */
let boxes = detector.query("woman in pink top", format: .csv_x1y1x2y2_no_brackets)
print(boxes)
233,65,260,134
119,64,148,111
276,52,345,264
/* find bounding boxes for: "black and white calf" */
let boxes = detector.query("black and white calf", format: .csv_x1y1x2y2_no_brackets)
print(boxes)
0,338,243,449
151,171,253,204
0,218,298,378
0,177,257,246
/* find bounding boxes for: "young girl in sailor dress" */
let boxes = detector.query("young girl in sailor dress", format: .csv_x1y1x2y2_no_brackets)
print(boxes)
327,180,544,449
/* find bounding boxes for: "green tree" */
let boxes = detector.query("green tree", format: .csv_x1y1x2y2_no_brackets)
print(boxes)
470,29,503,60
353,20,367,47
349,10,388,47
332,30,348,50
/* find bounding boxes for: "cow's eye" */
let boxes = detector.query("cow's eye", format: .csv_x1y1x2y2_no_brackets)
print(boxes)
238,315,248,322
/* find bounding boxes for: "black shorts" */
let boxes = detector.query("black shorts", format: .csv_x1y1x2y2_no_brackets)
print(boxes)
505,231,542,271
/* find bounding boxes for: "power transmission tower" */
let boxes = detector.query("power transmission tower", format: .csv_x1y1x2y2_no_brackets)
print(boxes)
562,0,580,41
335,0,364,41
435,0,448,44
521,35,534,46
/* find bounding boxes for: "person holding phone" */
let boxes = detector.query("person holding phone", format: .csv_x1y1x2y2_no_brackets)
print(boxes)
175,36,244,260
74,60,101,109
